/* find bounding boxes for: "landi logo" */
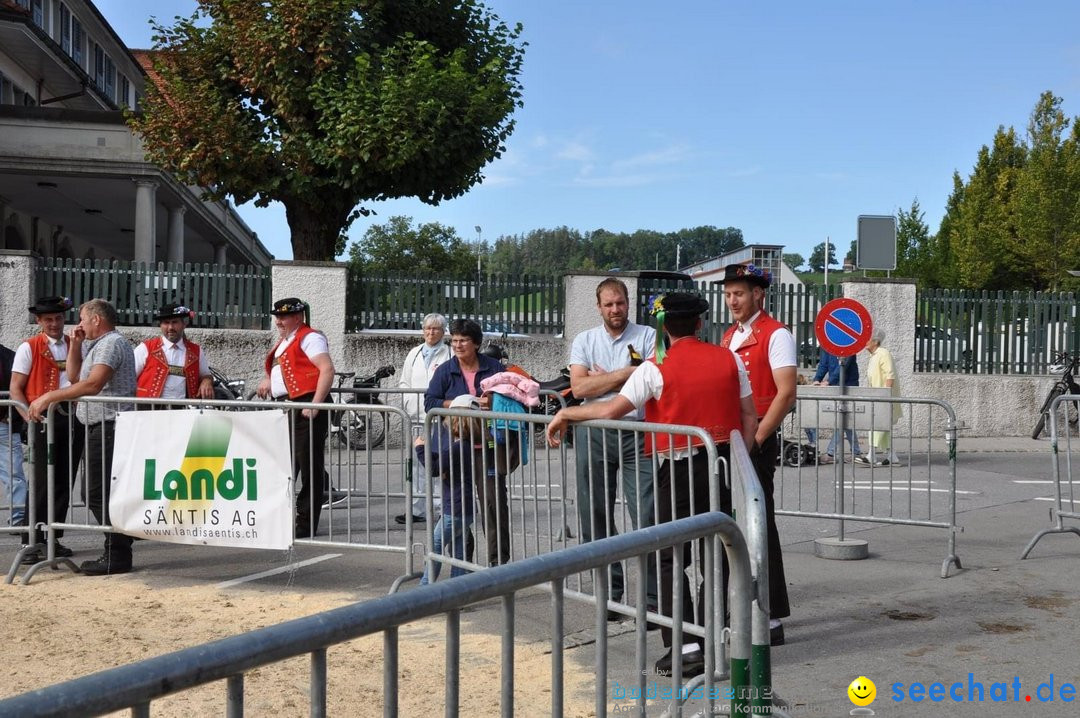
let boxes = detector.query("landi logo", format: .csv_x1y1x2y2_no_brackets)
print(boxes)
143,413,259,501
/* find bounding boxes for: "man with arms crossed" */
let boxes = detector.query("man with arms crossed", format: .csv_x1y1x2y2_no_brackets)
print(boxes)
720,263,796,645
568,277,658,616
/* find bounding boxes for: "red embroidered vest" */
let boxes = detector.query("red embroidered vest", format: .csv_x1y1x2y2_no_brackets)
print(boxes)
24,333,67,403
136,337,202,398
264,324,321,398
720,312,787,418
644,338,744,454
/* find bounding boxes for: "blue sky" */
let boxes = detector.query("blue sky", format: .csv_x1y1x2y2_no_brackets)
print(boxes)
96,0,1080,268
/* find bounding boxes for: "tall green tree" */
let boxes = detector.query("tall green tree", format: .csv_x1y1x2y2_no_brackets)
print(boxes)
951,127,1026,288
782,253,805,271
349,216,476,276
896,198,931,279
1015,92,1080,290
808,241,838,272
130,0,525,260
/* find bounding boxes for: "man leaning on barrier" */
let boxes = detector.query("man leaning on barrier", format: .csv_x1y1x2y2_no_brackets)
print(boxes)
134,302,215,404
720,262,796,646
567,276,659,615
28,298,136,576
547,292,757,679
9,296,84,564
256,298,335,539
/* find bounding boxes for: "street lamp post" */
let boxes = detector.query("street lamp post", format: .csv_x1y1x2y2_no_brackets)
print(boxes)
474,225,482,319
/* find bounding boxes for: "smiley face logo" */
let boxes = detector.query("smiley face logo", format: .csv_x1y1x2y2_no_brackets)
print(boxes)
848,676,876,706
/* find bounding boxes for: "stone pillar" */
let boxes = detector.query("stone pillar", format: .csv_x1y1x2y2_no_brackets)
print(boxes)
0,250,37,350
214,242,228,267
133,179,158,266
271,261,347,370
166,205,186,265
842,278,917,435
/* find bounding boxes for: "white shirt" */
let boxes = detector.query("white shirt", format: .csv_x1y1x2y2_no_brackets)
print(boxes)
569,321,656,420
133,336,211,399
12,334,72,390
727,311,797,369
270,329,329,399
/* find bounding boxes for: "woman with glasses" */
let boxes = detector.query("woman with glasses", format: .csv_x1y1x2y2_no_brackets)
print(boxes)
424,319,519,566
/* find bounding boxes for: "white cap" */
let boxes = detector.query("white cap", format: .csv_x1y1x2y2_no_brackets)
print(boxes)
449,394,481,410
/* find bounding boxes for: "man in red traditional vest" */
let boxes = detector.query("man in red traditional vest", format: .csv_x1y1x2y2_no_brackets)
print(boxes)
256,297,335,538
10,296,84,563
134,303,214,402
720,262,797,647
546,292,757,679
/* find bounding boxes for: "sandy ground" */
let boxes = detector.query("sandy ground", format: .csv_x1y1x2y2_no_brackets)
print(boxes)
0,570,597,717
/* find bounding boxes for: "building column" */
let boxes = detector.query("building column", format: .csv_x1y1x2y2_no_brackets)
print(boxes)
166,205,186,265
134,179,158,266
214,242,228,266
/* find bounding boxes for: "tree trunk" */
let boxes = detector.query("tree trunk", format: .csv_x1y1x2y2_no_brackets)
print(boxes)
284,200,352,261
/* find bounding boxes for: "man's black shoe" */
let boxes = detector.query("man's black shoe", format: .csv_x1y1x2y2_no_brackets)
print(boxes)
80,553,132,576
655,648,705,678
54,542,74,558
770,623,785,646
19,548,41,565
321,489,349,509
394,513,426,525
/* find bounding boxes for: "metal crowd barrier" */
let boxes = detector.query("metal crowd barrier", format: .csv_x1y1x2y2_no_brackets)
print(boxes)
1020,393,1080,559
7,395,417,587
0,512,756,718
418,408,777,706
777,393,963,578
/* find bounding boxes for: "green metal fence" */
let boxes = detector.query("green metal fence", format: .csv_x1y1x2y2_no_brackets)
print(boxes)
917,288,1080,375
345,267,565,335
35,258,271,329
637,279,840,368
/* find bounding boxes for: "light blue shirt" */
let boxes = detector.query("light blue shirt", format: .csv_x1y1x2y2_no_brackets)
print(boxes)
569,321,656,420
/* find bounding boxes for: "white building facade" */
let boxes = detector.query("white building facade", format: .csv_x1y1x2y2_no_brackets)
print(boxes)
0,0,271,266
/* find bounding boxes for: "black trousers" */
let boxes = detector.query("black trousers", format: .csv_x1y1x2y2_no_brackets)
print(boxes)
24,414,84,545
86,421,133,560
289,396,329,537
657,444,731,648
474,431,520,566
751,432,791,620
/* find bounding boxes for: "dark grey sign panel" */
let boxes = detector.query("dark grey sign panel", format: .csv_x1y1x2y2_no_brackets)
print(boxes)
856,215,897,270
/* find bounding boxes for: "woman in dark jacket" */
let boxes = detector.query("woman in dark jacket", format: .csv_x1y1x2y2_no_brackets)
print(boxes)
424,319,519,566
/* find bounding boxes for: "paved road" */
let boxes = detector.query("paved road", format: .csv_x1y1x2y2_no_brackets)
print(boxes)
2,437,1078,716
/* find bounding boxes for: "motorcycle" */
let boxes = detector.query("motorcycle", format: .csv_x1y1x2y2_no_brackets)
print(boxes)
332,365,395,449
208,366,247,406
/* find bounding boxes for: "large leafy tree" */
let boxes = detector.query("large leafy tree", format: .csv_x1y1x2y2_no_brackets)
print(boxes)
130,0,525,260
349,216,476,276
782,252,805,271
808,241,838,273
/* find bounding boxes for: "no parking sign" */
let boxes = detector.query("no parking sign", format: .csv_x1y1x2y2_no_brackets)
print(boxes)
815,298,873,357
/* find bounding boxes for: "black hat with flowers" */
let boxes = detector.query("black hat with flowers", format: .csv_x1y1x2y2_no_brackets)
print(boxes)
154,302,196,322
29,296,74,315
721,263,772,289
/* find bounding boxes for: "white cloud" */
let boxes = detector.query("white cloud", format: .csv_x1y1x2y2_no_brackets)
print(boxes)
611,143,693,171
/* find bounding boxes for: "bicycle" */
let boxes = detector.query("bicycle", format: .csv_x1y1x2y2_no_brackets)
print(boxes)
331,365,395,449
1032,351,1080,439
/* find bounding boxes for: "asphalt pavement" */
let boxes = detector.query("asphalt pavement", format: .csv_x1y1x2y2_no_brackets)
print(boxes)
3,436,1079,717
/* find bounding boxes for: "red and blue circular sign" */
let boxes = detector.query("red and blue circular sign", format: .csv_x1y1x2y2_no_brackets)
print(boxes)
815,298,873,357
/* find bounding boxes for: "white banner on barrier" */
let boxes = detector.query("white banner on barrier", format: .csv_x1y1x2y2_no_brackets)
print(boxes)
110,409,294,550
